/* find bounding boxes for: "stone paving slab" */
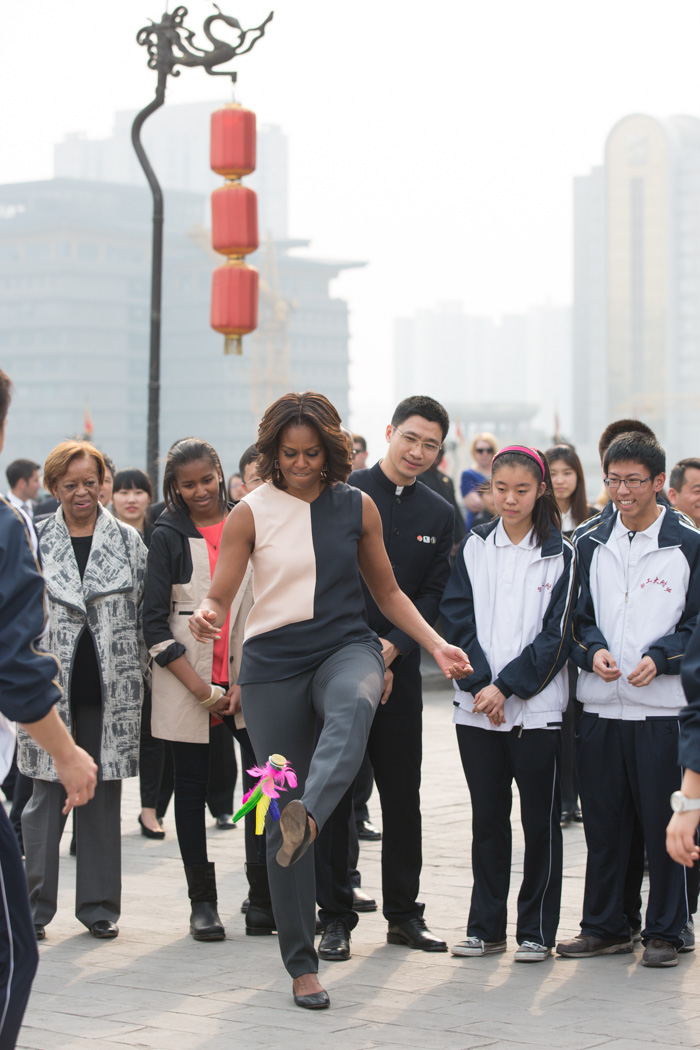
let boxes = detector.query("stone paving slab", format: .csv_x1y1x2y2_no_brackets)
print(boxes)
16,685,700,1050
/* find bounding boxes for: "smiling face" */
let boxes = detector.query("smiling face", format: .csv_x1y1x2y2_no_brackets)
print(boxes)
276,423,326,499
174,457,224,524
382,414,443,486
53,455,100,533
491,463,546,537
669,467,700,528
549,458,578,510
606,459,665,530
112,485,151,531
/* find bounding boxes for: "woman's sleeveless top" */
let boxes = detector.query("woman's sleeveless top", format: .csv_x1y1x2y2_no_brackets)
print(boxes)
238,481,380,684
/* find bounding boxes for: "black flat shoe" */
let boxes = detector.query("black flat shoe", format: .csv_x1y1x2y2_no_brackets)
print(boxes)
89,920,119,939
215,814,236,830
356,819,381,841
138,814,165,840
35,924,45,941
276,800,312,868
293,989,330,1010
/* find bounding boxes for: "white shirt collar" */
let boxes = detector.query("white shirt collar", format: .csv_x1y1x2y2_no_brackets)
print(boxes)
613,504,665,543
494,518,537,549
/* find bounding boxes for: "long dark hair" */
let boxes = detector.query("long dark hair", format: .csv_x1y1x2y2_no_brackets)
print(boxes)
545,444,589,528
491,448,561,547
256,391,352,489
162,438,228,517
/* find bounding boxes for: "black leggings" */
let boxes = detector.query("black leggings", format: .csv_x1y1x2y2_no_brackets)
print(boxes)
171,720,257,867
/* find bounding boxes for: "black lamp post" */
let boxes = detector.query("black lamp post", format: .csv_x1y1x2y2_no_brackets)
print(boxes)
132,4,272,491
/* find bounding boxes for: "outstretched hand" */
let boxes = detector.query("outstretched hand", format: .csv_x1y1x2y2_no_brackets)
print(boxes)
433,643,472,681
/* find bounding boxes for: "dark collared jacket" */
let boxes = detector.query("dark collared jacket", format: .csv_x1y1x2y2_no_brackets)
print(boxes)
348,462,454,660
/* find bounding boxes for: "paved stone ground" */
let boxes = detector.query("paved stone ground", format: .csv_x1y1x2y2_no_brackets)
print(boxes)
16,684,700,1050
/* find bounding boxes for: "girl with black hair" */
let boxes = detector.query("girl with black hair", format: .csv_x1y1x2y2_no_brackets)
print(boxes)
143,439,269,941
440,445,577,963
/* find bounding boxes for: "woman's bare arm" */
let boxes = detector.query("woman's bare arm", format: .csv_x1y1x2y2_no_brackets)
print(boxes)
357,493,471,680
189,501,255,642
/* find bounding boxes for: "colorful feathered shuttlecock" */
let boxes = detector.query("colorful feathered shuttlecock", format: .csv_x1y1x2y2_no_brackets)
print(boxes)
232,753,297,835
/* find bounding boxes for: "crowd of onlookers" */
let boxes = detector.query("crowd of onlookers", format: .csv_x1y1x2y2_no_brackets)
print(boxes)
4,369,700,1042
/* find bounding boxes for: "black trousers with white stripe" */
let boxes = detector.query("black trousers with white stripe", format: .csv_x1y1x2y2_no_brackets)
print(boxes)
456,724,563,947
577,713,690,945
0,803,37,1050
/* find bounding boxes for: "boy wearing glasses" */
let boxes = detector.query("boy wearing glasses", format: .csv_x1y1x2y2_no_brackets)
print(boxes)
314,396,454,959
558,433,700,967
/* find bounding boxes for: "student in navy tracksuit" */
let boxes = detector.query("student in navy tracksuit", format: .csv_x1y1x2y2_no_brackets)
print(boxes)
558,432,700,968
441,445,576,962
0,368,96,1050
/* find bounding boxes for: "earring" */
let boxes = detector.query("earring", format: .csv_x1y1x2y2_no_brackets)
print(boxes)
273,459,282,485
320,462,329,482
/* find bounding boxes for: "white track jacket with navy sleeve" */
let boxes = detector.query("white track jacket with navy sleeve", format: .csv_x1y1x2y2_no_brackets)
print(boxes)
572,506,700,719
440,518,577,732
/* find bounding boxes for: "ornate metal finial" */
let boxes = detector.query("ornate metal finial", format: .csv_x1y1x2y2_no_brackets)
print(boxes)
136,4,274,82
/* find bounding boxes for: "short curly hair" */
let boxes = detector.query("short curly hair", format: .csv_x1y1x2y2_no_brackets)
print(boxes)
256,392,353,489
43,440,106,495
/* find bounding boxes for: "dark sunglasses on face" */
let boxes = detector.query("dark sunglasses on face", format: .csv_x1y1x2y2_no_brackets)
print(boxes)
475,446,494,454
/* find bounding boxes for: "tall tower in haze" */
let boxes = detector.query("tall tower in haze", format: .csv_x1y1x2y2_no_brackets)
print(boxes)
574,114,700,468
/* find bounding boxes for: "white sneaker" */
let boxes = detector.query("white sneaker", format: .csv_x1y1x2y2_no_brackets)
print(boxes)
452,936,507,957
514,940,552,962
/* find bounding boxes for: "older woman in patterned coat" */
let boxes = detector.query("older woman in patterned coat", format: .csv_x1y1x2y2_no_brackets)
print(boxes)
19,440,147,941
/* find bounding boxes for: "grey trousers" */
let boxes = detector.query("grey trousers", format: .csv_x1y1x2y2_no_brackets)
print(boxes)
242,642,383,978
22,705,122,929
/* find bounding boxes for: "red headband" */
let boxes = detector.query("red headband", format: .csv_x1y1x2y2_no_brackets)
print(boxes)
492,445,546,479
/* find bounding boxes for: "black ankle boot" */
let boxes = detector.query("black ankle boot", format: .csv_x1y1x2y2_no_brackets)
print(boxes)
245,862,276,936
184,862,225,941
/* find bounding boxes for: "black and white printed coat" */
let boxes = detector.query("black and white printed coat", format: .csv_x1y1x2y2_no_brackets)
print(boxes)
18,504,148,782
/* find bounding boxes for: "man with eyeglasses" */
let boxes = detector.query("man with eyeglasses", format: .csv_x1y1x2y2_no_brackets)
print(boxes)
557,432,700,968
314,396,455,960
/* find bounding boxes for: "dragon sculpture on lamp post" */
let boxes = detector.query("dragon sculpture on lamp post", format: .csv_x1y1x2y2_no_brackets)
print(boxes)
132,4,273,490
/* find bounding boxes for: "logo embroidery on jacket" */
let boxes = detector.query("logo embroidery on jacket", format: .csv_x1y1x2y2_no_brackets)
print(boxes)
537,582,552,593
640,577,672,593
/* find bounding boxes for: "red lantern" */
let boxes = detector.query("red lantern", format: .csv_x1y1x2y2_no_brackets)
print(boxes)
210,104,256,178
211,260,259,356
211,183,259,257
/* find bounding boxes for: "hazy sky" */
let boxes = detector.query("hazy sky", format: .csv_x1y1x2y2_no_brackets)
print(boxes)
5,0,700,450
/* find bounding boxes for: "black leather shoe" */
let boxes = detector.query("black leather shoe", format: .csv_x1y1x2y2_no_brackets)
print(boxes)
89,920,119,939
387,918,447,952
293,989,330,1010
139,814,165,839
276,800,312,867
319,919,351,961
356,819,381,841
35,924,45,941
353,886,377,912
215,814,235,830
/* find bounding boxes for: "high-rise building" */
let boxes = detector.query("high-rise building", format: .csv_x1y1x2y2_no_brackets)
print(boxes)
574,114,700,470
1,105,359,482
393,300,572,467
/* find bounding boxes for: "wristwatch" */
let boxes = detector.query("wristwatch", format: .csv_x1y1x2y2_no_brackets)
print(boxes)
670,791,700,813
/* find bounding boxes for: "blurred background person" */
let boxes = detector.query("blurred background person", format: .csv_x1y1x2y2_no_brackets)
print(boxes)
19,440,147,941
112,467,166,841
98,454,116,509
460,433,499,530
352,434,368,470
228,473,245,503
469,481,497,530
5,459,40,526
669,458,700,528
545,443,596,827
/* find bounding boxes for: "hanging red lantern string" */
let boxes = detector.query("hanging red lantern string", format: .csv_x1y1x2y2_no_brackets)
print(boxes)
210,103,259,354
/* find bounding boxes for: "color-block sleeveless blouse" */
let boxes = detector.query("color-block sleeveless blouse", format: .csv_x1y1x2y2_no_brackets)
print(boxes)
238,481,380,684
